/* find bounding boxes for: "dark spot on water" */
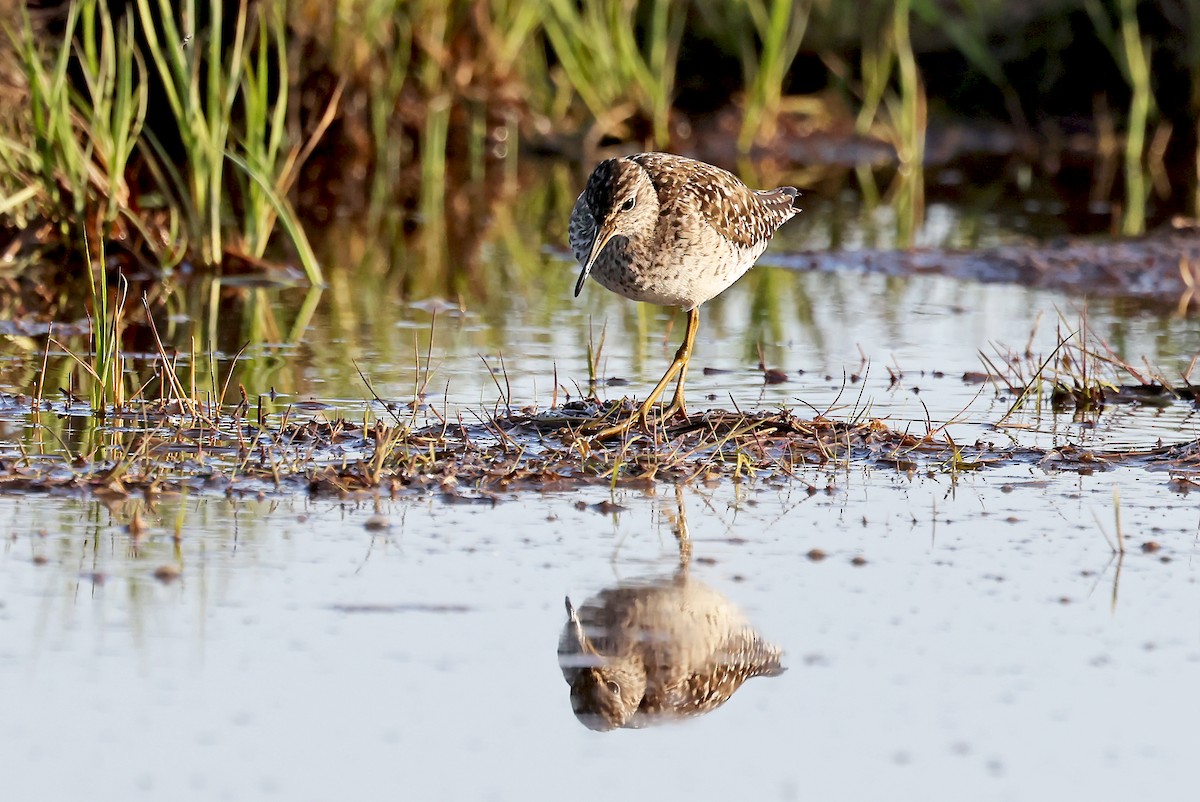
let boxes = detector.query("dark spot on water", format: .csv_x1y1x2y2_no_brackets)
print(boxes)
154,564,182,583
364,515,390,531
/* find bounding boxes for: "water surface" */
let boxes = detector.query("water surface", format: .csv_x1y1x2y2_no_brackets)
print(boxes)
2,160,1199,801
2,468,1196,800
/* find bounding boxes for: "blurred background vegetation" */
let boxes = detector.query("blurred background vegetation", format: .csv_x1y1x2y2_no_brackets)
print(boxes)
3,0,1199,275
0,0,1195,344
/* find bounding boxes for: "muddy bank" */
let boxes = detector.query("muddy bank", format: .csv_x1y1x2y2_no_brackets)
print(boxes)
3,395,1198,500
778,221,1200,306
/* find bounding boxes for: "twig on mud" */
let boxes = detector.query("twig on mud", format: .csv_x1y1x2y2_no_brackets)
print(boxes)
417,309,439,399
480,354,514,417
219,341,252,408
33,321,52,412
353,359,405,426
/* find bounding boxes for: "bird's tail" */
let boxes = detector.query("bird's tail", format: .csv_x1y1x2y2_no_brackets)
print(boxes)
757,186,802,221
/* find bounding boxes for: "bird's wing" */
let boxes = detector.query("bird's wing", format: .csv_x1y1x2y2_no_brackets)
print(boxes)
631,153,797,250
648,628,786,716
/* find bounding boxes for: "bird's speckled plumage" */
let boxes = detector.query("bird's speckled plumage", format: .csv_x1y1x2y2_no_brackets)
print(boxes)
558,574,785,731
568,152,799,310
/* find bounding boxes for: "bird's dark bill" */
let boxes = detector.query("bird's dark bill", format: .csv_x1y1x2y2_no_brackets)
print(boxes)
574,264,591,297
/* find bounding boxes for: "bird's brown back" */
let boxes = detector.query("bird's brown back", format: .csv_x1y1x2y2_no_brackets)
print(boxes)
630,152,799,251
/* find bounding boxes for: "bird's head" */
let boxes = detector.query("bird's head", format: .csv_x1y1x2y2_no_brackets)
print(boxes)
562,595,647,731
573,158,659,297
569,662,648,731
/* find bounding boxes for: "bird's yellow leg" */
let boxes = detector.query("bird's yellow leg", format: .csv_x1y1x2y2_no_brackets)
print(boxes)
661,308,700,421
590,308,698,441
588,357,683,440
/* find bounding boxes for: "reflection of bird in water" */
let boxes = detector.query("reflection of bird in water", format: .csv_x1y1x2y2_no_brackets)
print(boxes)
558,574,785,731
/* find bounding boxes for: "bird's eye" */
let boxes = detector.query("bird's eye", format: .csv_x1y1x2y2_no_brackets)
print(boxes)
606,680,621,696
620,197,635,212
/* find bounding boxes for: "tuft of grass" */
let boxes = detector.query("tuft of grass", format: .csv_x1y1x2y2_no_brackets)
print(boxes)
85,235,128,414
694,0,811,152
910,0,1027,132
543,0,684,149
985,310,1159,431
850,0,926,246
5,0,148,237
4,0,324,279
49,233,130,416
134,0,246,266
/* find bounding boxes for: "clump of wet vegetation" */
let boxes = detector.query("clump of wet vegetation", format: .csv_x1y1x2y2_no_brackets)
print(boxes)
3,0,1200,496
8,388,1200,501
5,308,1200,501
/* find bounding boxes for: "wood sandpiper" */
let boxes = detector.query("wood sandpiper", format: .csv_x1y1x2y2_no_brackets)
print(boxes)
569,152,800,439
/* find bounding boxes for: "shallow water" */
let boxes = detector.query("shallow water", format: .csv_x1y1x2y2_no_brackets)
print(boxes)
2,468,1197,800
3,161,1200,799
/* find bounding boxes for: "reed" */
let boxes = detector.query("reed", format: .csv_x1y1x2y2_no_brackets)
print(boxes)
910,0,1025,129
49,233,129,415
4,0,147,235
3,0,321,278
739,0,811,151
1084,0,1158,236
543,0,683,148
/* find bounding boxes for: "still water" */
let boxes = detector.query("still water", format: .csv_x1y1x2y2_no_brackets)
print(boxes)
2,469,1197,800
2,163,1199,800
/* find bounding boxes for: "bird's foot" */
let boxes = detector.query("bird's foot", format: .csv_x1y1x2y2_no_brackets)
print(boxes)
660,392,689,423
577,400,646,441
584,400,689,442
586,415,638,442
